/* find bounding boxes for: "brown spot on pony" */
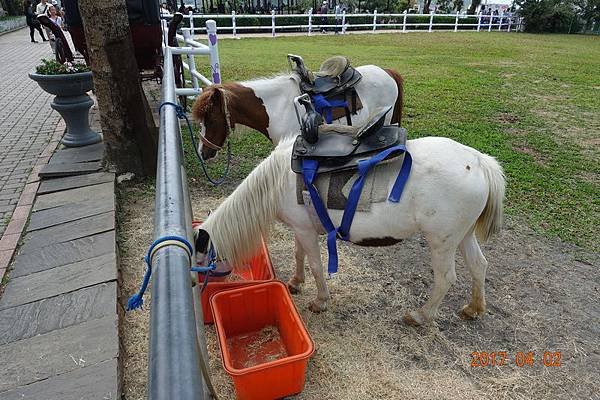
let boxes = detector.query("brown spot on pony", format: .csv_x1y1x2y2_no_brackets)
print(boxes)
383,68,404,126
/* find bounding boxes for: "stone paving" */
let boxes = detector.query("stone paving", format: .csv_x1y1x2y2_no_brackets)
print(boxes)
0,28,60,236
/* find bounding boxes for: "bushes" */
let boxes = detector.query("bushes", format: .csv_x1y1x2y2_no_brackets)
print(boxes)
517,0,582,33
0,0,23,16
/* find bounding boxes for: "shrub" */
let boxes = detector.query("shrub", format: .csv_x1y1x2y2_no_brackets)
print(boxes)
35,59,90,75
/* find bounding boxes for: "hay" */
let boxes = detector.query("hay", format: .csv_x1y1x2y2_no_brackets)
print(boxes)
118,182,600,400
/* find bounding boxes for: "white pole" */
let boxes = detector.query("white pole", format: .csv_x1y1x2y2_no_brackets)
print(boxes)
488,11,492,32
188,10,195,37
402,10,407,32
334,5,339,34
498,13,503,31
271,10,276,37
372,9,377,32
454,12,459,32
183,29,199,91
308,8,313,36
507,15,512,32
428,11,433,32
232,11,237,38
342,10,346,34
206,20,221,84
477,12,481,32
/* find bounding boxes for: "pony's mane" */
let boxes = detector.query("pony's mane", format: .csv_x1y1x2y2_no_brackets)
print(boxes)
202,137,294,267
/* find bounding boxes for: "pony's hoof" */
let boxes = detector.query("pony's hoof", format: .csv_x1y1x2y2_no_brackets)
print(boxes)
459,304,486,320
287,282,301,295
309,300,327,313
403,310,426,326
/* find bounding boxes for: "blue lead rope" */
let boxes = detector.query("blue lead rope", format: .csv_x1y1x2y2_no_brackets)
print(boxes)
302,144,412,276
127,235,217,311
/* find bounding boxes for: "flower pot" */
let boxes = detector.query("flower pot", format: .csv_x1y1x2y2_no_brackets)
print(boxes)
29,71,102,147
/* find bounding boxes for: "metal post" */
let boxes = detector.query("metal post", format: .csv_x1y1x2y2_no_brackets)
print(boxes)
454,12,458,32
507,15,512,32
488,12,492,32
148,45,206,400
232,11,237,38
271,9,276,37
372,9,377,32
206,20,221,84
477,12,481,32
182,29,199,91
334,4,339,34
402,9,407,32
342,10,346,34
308,7,313,35
498,13,502,31
428,11,433,32
188,10,195,36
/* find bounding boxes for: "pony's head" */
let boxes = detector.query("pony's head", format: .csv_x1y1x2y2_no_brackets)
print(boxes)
191,86,232,161
193,224,233,277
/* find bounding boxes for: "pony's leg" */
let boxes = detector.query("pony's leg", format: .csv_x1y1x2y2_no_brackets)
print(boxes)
287,235,306,294
458,231,488,319
295,229,330,312
404,245,457,326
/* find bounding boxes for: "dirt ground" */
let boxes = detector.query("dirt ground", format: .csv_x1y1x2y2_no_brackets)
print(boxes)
118,182,599,400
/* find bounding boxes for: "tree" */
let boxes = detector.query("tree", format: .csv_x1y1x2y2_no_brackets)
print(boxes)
468,0,481,13
453,0,463,12
78,0,158,176
516,0,579,32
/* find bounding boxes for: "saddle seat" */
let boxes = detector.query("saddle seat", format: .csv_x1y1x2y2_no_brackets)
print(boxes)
289,54,363,98
291,109,407,175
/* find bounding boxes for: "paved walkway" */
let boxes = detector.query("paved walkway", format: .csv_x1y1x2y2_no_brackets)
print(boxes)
0,28,60,237
0,28,120,398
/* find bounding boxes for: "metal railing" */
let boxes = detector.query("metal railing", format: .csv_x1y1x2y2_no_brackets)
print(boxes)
177,10,523,38
147,18,221,400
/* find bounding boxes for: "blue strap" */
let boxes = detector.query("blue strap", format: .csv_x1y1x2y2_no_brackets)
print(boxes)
302,159,339,276
158,101,231,186
338,144,410,240
311,94,349,124
301,145,412,275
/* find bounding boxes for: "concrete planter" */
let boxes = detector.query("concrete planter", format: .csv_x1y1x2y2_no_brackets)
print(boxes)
29,71,102,147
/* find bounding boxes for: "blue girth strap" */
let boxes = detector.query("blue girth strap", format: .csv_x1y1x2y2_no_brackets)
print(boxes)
302,144,412,275
311,94,349,124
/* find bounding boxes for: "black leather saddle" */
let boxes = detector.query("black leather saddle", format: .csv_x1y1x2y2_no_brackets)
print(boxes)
289,54,362,98
291,107,407,175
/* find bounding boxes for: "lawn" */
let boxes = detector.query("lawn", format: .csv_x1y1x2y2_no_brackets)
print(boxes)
189,32,600,252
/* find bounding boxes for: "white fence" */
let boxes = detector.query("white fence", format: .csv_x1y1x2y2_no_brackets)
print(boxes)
162,18,221,96
177,10,523,38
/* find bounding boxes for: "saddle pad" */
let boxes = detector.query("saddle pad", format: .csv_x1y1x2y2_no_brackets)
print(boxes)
295,156,402,211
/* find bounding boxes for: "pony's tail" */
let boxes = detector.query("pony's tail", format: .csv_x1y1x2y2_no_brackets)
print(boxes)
383,68,404,126
475,153,505,243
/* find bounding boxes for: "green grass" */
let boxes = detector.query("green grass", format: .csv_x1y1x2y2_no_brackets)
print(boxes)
188,32,600,251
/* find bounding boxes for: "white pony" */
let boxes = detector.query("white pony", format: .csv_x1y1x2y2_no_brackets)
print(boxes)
194,136,505,326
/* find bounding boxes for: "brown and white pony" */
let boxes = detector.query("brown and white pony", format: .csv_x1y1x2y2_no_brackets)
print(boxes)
191,65,404,160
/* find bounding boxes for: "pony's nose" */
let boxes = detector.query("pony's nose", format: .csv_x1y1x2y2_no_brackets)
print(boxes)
201,147,217,161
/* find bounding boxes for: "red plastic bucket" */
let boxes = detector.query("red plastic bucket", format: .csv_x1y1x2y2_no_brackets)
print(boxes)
210,281,314,400
193,220,276,324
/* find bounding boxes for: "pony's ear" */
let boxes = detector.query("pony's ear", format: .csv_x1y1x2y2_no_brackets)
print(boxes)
191,86,225,122
194,228,210,254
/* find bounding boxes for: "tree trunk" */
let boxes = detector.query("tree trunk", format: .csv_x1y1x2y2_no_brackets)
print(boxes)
78,0,158,176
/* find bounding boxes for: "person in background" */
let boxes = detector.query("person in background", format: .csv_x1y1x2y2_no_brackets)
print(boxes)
160,2,169,15
320,1,327,33
24,0,47,43
46,5,63,53
35,0,50,15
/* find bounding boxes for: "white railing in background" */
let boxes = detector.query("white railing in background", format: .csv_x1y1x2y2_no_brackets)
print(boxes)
175,10,523,38
163,17,221,97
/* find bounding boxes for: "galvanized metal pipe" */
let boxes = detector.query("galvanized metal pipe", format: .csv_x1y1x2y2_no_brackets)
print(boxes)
148,45,206,400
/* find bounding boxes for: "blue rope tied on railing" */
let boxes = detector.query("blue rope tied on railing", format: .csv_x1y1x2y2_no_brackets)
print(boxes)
126,235,217,311
158,101,231,186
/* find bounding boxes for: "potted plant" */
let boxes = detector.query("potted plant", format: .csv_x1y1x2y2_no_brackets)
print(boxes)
29,59,101,147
